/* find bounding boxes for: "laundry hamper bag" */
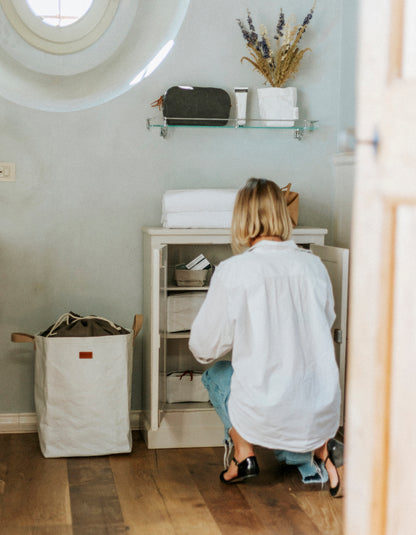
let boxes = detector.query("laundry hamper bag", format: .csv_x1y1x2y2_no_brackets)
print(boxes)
11,313,143,458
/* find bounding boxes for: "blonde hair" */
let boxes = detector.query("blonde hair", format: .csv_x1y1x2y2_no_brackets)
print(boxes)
231,178,292,253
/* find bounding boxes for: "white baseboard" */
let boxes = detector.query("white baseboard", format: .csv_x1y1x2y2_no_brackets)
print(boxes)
0,413,37,433
0,411,144,434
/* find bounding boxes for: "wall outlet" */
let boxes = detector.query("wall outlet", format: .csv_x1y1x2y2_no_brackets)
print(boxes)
0,162,16,182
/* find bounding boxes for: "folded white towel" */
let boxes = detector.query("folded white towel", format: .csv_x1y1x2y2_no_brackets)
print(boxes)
162,211,233,228
162,189,237,214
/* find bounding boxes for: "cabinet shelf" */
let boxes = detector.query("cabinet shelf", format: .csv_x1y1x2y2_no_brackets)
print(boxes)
162,401,214,412
167,285,209,291
166,331,190,339
146,117,319,140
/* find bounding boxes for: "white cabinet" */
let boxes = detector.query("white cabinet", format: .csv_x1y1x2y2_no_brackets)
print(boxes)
142,226,347,449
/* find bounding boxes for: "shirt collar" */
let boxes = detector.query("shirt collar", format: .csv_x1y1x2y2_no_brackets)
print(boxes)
248,239,298,253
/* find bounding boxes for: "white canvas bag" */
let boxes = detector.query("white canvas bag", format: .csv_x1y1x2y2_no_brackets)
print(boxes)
12,314,143,458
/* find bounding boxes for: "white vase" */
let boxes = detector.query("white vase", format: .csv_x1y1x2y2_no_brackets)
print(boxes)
257,87,299,127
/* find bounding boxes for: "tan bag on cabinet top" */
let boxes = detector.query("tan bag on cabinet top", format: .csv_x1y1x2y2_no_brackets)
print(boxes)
281,182,299,227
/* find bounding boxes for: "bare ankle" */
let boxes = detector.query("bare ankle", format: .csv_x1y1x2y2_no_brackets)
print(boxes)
229,427,254,463
314,442,327,461
234,448,255,463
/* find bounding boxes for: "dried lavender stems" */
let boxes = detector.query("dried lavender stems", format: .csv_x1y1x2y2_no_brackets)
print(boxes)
237,2,316,88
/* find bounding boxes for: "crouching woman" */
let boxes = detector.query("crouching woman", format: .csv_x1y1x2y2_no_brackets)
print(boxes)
189,178,344,497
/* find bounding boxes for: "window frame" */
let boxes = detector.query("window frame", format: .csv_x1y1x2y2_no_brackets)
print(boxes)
0,0,119,54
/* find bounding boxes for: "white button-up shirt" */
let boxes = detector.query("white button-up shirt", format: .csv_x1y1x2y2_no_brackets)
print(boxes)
189,239,341,452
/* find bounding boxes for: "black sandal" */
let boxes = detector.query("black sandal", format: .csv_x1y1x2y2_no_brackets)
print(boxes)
220,455,259,484
324,439,344,498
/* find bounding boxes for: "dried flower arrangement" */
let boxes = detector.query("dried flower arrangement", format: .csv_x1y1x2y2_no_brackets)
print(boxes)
237,2,316,88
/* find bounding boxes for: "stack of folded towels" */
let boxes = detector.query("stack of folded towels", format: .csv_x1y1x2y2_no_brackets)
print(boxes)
161,189,238,228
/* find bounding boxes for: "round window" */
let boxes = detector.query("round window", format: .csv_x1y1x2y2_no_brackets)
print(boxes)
0,0,118,54
0,0,190,111
26,0,94,27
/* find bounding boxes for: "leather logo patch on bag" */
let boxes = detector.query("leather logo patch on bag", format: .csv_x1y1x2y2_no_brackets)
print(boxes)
79,352,93,359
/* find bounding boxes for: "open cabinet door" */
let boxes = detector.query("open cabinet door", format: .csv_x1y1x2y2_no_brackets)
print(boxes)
346,0,416,533
158,245,168,429
146,245,167,432
311,244,349,424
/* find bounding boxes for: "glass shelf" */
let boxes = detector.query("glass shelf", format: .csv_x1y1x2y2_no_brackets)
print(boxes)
146,117,319,140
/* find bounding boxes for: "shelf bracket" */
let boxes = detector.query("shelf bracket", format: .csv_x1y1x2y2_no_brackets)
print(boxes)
294,128,304,141
148,117,169,138
160,118,169,139
294,120,319,141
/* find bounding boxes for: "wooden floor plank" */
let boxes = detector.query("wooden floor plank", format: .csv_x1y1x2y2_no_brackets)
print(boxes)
0,434,71,529
0,527,73,535
71,525,128,535
67,456,125,533
152,447,222,535
181,446,268,534
110,435,176,535
294,491,343,535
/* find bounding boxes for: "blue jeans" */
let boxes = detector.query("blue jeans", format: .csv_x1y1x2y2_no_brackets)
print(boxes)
202,360,328,483
202,360,234,443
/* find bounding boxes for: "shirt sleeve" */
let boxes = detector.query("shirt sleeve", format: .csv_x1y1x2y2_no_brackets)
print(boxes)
324,270,336,328
188,268,234,364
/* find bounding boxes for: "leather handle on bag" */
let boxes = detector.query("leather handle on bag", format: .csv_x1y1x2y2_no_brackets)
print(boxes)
282,182,292,196
11,332,36,349
132,315,144,339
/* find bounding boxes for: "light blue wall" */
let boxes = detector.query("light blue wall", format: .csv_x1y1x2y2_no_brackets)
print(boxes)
340,0,358,140
0,0,356,413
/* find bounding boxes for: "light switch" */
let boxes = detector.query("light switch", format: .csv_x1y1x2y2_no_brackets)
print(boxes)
0,162,16,182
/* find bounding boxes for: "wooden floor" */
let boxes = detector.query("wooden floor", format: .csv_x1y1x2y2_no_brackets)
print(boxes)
0,432,343,534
